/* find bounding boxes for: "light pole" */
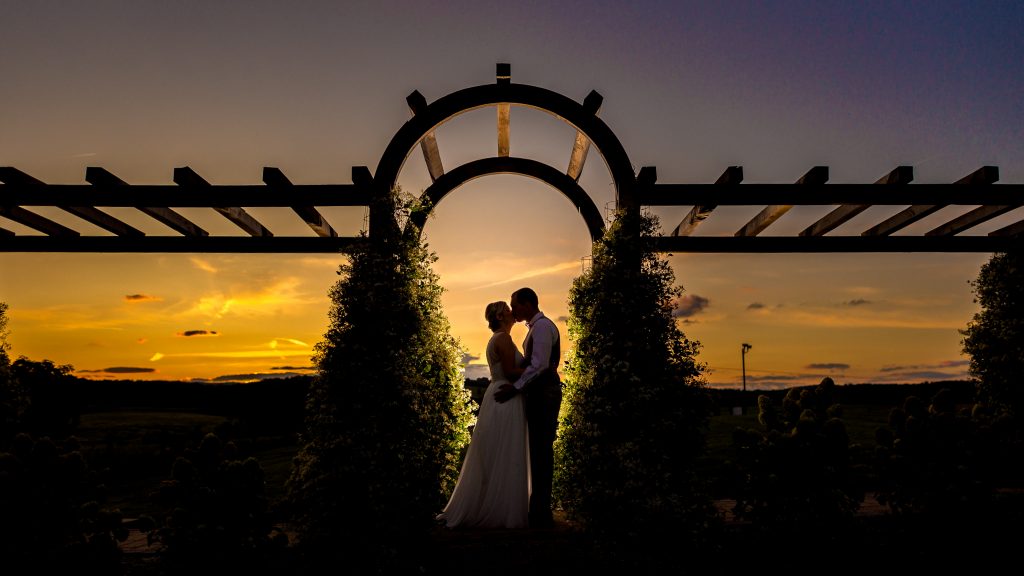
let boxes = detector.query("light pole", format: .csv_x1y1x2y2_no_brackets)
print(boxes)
741,343,752,393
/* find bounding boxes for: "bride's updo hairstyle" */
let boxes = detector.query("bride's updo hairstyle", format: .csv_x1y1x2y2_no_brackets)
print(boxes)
484,301,508,331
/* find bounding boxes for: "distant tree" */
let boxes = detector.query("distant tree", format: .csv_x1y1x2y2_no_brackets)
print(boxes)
286,187,473,572
961,250,1024,417
10,357,80,438
556,209,713,567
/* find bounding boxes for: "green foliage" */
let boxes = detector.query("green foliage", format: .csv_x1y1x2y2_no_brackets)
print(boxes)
145,432,289,572
732,377,864,531
962,250,1024,417
555,209,713,562
286,187,473,571
0,433,126,573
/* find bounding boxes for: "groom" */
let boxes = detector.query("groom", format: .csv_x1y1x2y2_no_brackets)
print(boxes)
494,287,562,528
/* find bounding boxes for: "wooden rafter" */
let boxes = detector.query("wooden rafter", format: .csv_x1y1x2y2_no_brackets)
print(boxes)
862,166,999,236
0,206,80,236
735,167,828,237
671,166,743,236
800,166,913,237
173,167,272,237
990,219,1024,237
407,91,445,182
566,91,603,182
263,167,337,238
86,167,208,237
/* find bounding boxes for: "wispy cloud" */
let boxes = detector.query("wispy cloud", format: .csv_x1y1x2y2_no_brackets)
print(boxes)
842,299,872,306
185,278,315,319
470,260,581,290
149,353,164,361
71,152,97,158
271,365,316,371
270,338,309,348
880,360,970,372
747,302,766,310
125,294,162,303
190,257,218,274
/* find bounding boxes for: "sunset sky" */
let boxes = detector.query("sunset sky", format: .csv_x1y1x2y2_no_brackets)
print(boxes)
2,1,1022,388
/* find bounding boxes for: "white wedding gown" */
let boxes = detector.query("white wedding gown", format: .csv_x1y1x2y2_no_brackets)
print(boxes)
437,332,530,528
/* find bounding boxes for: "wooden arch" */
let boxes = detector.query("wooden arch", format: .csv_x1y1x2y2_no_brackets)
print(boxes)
407,157,605,242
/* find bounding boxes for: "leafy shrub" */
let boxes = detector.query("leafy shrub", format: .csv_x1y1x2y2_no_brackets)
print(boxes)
0,433,126,573
286,187,473,572
144,432,289,572
555,210,713,567
732,377,864,532
873,389,1011,517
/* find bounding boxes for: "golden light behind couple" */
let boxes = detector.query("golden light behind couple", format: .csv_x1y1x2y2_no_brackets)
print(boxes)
437,287,562,529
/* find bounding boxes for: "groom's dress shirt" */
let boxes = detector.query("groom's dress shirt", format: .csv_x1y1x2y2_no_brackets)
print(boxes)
513,311,560,390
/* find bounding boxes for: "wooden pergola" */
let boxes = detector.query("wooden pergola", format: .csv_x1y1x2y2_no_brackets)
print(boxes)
2,64,1021,254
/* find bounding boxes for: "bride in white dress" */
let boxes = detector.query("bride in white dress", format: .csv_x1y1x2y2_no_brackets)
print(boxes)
437,301,530,528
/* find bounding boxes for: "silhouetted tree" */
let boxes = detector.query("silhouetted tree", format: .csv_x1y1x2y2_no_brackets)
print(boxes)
286,187,473,573
556,209,713,568
962,250,1024,418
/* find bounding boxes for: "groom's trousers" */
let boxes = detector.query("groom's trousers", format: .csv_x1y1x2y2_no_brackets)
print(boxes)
525,375,562,527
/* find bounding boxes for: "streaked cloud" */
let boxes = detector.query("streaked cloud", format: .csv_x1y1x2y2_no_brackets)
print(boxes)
136,338,148,344
672,294,710,318
78,366,156,374
470,260,581,290
149,353,164,361
880,360,970,372
807,363,850,371
842,299,872,306
747,302,765,310
124,294,162,303
271,365,316,371
71,152,98,158
271,338,309,348
189,257,218,273
177,330,219,337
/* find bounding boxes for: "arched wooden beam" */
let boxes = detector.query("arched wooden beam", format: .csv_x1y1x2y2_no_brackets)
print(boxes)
374,73,636,236
406,156,605,242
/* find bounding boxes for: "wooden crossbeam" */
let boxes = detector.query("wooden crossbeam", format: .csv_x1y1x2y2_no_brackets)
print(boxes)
567,91,603,182
1,167,144,237
0,236,366,253
87,167,208,237
407,91,444,182
263,167,337,238
638,183,1021,206
0,226,13,237
800,166,913,237
173,167,272,237
651,235,1022,253
736,167,828,237
863,166,999,236
671,166,743,236
990,219,1024,237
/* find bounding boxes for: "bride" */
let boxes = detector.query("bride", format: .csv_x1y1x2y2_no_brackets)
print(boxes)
437,301,530,528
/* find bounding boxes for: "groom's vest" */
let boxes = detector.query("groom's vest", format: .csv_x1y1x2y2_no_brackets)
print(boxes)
523,318,560,390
